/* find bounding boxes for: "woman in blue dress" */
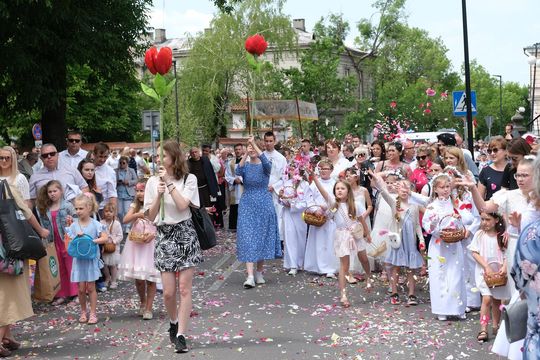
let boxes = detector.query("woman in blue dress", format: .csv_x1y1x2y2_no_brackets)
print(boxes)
236,136,281,289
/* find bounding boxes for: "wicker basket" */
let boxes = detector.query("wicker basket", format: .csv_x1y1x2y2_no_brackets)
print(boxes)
103,243,116,254
439,215,466,243
302,205,327,227
128,218,156,243
484,272,508,288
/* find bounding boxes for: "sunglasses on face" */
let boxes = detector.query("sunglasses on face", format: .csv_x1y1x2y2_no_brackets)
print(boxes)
0,156,11,162
514,173,530,179
486,148,500,154
356,153,367,158
67,138,81,143
416,155,428,161
41,151,57,159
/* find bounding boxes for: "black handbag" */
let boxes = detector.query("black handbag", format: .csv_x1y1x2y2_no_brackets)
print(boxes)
503,299,528,343
0,180,46,260
183,175,216,250
190,206,216,250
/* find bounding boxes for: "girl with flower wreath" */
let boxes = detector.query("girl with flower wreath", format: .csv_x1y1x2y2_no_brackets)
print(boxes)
371,171,425,305
468,211,509,342
344,167,373,284
308,167,371,308
279,160,310,275
422,173,468,320
303,159,338,278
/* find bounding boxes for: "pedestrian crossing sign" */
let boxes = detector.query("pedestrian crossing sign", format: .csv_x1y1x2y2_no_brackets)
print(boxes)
452,90,477,116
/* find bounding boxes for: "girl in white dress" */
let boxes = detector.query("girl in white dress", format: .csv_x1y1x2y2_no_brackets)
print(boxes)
422,173,467,320
303,160,338,277
344,167,373,284
372,173,425,306
468,211,510,342
310,169,371,308
280,163,310,275
369,172,401,283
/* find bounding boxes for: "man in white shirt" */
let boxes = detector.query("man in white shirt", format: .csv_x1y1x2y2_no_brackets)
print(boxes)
93,142,117,211
262,132,287,240
58,130,88,171
300,138,314,159
135,150,150,178
29,143,88,203
106,150,120,169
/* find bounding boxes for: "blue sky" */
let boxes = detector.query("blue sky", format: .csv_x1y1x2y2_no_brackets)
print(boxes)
150,0,540,86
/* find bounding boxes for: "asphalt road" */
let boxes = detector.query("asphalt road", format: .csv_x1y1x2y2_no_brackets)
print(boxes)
12,229,500,359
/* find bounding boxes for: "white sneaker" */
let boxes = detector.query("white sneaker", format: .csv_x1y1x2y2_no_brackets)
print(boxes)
437,315,447,321
254,272,265,284
459,313,467,320
243,276,255,289
288,268,297,276
142,311,153,320
326,273,337,279
109,282,118,289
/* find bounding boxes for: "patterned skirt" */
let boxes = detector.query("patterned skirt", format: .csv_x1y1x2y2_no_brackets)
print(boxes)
155,219,203,272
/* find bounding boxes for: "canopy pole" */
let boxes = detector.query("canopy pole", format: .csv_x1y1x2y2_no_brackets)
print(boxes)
295,96,303,139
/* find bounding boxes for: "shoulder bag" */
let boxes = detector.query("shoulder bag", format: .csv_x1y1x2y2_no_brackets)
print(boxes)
0,180,46,260
184,175,216,250
503,299,528,343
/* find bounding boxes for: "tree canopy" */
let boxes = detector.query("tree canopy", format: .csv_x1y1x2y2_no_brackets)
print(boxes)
0,0,151,149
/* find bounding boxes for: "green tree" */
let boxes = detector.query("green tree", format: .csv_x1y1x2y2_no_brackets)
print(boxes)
344,0,460,138
0,0,151,150
172,0,295,145
456,61,528,138
66,64,149,143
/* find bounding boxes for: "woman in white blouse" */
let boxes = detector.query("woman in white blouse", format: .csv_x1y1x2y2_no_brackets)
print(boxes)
144,140,202,354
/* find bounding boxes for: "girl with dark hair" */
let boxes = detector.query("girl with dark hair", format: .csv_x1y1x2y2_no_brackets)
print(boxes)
78,159,103,205
144,140,201,353
468,212,509,342
374,142,411,179
501,138,531,190
369,139,386,168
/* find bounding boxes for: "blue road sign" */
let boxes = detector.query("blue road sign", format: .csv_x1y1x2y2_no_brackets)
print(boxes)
453,90,477,116
32,123,42,140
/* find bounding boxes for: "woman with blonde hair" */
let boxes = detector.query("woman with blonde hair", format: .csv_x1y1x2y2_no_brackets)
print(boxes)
0,146,49,356
443,146,471,177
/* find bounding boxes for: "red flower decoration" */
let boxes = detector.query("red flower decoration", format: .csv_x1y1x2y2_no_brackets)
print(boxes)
390,101,397,109
245,34,268,56
440,91,448,100
423,108,432,115
459,203,472,210
144,47,158,75
144,46,173,75
425,88,436,97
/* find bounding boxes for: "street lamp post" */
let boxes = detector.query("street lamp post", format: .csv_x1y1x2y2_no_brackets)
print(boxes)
493,75,503,123
525,43,540,132
461,0,474,152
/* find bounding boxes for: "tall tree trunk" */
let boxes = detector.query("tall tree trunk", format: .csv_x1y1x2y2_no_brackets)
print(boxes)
41,64,67,151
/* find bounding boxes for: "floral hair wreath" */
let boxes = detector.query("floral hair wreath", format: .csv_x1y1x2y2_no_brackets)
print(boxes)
385,169,405,180
443,165,464,179
432,172,453,183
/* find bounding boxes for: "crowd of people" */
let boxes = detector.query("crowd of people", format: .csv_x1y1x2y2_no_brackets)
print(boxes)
1,126,540,358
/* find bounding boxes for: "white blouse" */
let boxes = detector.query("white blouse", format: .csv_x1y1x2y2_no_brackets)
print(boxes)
0,173,30,200
144,174,200,225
